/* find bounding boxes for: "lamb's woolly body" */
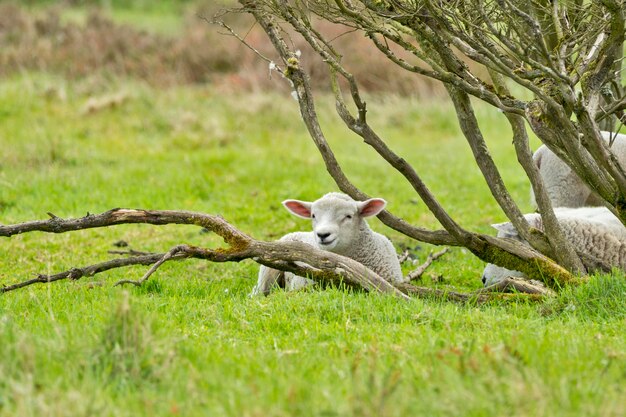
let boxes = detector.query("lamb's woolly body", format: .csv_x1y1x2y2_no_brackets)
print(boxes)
532,132,626,207
252,192,403,295
482,207,626,286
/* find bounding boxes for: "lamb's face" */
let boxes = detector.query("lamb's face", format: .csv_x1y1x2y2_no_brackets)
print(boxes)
481,263,527,286
282,193,387,254
309,198,361,253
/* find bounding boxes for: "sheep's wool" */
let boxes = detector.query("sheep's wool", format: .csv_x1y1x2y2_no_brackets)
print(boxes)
482,207,626,286
532,132,626,208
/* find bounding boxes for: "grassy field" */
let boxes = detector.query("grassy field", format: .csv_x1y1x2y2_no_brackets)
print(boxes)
4,3,626,417
1,52,626,417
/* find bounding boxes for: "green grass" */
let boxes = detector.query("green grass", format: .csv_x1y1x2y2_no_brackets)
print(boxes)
1,72,626,417
59,7,185,35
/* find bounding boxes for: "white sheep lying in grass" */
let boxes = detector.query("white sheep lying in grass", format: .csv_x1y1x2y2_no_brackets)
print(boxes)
532,132,626,208
481,206,626,286
251,192,403,295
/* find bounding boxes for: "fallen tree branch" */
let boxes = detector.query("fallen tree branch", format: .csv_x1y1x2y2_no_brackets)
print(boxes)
395,282,545,303
0,209,556,303
0,209,409,300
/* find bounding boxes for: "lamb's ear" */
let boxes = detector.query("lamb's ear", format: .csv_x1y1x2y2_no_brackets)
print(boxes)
282,200,313,219
532,144,551,170
491,221,518,237
524,213,543,230
358,198,387,217
533,147,544,169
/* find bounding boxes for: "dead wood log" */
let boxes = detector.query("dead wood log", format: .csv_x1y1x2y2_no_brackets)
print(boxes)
0,208,409,299
0,209,552,303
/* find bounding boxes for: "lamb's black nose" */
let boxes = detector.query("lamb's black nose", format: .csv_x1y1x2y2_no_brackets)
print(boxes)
317,232,331,240
481,275,487,285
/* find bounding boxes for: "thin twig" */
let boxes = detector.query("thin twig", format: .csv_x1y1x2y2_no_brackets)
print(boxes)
398,250,411,264
108,249,156,256
478,277,556,296
114,245,188,287
395,282,545,304
1,254,166,293
206,16,276,66
403,248,449,283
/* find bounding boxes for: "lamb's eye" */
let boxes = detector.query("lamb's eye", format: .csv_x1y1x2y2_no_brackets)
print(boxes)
345,215,352,220
312,214,316,219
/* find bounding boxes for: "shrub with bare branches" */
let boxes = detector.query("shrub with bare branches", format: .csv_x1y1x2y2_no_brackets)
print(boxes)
222,0,626,285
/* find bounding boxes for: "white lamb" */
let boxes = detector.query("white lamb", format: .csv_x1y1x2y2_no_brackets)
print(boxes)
532,132,626,208
251,192,403,295
481,206,626,286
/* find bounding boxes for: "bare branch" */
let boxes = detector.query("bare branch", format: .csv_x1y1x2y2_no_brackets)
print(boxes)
574,31,608,84
204,14,275,65
403,248,449,283
0,208,250,247
395,282,546,303
0,209,409,300
0,207,580,306
398,250,411,264
108,249,156,256
489,69,586,274
1,253,166,293
115,245,187,287
445,86,540,246
478,276,556,296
